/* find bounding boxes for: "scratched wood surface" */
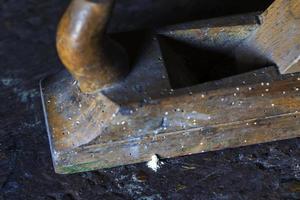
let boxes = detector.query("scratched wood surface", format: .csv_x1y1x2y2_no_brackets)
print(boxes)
41,66,300,174
3,0,300,199
41,1,300,174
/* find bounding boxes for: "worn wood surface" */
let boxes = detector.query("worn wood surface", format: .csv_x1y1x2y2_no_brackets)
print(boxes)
42,1,300,174
158,0,300,75
157,13,260,53
57,0,129,93
2,0,300,199
236,0,300,74
42,65,300,174
254,0,300,73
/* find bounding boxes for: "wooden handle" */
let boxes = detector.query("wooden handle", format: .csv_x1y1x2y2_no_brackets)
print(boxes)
57,0,128,93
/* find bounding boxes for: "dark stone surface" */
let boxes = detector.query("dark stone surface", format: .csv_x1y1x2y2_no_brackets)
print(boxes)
0,0,299,199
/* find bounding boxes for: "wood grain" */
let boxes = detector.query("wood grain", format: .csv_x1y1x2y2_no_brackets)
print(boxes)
42,0,300,174
56,0,129,93
41,67,300,174
245,0,300,74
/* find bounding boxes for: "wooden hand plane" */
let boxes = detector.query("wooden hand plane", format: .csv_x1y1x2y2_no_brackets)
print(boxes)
41,0,300,174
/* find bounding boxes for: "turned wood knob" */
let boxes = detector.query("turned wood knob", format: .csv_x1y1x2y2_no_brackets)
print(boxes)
57,0,129,93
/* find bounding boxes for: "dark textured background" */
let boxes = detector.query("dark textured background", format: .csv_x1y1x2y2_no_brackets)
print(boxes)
0,0,300,199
